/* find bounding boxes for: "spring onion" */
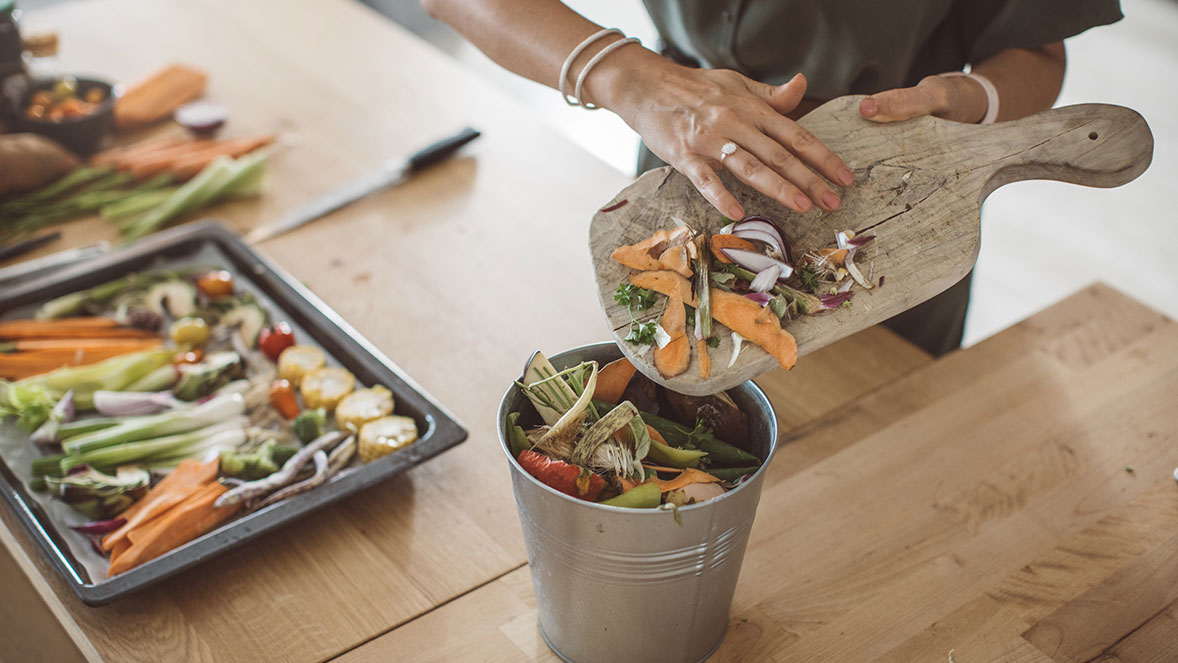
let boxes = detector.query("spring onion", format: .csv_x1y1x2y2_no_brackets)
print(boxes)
62,393,245,455
60,419,248,473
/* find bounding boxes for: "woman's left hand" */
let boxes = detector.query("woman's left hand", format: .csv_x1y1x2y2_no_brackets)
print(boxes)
858,75,989,124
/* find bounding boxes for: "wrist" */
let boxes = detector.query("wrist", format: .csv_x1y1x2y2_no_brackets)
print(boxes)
579,44,670,120
935,73,992,124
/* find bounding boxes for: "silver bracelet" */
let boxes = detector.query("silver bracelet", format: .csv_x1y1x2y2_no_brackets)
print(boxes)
559,28,622,106
573,37,640,110
939,71,1000,124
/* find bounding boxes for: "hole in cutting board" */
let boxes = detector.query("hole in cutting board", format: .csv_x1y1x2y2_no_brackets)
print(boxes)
1088,131,1099,140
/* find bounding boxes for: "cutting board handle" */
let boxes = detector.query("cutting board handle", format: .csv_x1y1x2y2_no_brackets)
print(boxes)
978,103,1153,201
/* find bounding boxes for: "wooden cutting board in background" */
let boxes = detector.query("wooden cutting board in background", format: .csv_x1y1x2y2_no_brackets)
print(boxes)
590,96,1154,396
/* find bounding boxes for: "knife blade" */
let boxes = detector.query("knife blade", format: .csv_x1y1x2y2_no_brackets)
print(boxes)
245,126,481,244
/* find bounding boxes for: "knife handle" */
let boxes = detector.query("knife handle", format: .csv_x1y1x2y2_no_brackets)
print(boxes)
407,127,482,172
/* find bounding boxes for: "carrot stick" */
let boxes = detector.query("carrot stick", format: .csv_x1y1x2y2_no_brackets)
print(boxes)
108,481,239,577
168,134,276,179
0,319,157,340
103,458,218,552
0,317,119,331
123,139,217,179
0,344,162,378
12,338,162,352
91,137,186,167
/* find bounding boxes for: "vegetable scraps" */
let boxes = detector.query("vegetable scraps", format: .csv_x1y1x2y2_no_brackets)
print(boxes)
509,350,763,509
610,216,880,376
0,266,419,577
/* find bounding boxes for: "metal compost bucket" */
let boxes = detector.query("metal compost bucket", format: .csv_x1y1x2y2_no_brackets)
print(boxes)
497,342,779,663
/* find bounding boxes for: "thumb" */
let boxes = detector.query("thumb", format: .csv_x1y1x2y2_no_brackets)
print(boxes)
763,73,807,115
860,84,941,123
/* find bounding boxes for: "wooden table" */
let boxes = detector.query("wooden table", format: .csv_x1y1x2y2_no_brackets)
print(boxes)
2,3,1175,663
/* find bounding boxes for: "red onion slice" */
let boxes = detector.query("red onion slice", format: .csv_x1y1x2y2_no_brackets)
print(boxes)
748,265,782,293
735,217,787,247
733,228,787,259
743,292,771,306
721,248,794,279
70,517,127,535
175,101,229,136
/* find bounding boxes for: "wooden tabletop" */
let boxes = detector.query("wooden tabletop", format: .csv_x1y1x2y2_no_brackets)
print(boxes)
2,3,1176,663
339,284,1178,663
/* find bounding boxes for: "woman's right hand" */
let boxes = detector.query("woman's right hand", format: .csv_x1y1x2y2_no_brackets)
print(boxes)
589,53,854,220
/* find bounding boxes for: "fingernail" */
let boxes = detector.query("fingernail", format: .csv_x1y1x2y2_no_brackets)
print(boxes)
861,97,877,117
839,167,854,186
730,205,745,219
793,194,811,212
822,192,840,210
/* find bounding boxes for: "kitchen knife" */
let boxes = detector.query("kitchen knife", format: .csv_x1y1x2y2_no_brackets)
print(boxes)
245,127,481,244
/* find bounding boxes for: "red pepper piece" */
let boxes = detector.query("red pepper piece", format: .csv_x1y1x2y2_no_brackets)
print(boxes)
516,450,606,501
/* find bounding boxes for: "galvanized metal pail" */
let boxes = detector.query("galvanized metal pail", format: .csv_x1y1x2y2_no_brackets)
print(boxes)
497,342,779,663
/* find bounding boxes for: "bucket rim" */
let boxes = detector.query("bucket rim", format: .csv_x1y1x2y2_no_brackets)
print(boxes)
497,341,779,514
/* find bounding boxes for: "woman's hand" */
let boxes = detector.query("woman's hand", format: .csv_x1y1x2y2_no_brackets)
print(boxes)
595,60,854,220
859,75,989,124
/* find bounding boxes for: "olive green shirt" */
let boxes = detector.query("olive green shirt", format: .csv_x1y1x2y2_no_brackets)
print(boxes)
640,0,1123,97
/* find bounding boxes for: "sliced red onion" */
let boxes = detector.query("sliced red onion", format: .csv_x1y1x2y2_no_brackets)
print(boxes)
70,517,127,535
748,265,782,293
718,222,735,235
847,234,876,248
837,278,855,293
733,228,787,259
93,390,181,416
819,291,855,309
693,307,703,340
727,331,745,368
845,259,873,289
721,248,794,279
175,101,228,135
743,292,771,306
30,390,76,446
735,217,787,249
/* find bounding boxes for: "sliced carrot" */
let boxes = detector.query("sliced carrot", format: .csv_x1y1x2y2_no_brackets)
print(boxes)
91,137,186,167
710,234,756,264
651,468,722,493
168,134,276,179
657,244,693,279
697,338,711,379
122,139,217,179
11,338,162,352
103,458,218,551
594,357,637,405
108,481,239,577
630,270,798,370
0,343,162,378
0,318,155,340
654,288,690,378
645,425,667,447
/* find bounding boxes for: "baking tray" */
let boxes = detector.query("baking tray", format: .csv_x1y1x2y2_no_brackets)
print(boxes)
0,221,468,605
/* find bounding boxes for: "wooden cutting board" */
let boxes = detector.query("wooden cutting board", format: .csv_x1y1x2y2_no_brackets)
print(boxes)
590,96,1153,396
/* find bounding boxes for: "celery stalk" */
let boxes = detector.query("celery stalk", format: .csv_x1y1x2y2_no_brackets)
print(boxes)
120,157,237,241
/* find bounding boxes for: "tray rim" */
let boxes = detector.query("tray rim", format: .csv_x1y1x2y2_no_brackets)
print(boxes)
0,220,469,605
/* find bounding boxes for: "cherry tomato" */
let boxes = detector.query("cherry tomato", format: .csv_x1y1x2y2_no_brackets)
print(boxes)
173,349,204,365
259,322,296,361
196,270,235,298
269,379,301,419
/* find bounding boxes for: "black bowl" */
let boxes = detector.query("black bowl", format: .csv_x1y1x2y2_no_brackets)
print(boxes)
4,76,121,156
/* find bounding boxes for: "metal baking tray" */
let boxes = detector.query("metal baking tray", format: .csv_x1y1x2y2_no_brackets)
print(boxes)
0,221,468,605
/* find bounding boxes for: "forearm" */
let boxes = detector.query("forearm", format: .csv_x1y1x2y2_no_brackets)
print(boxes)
948,43,1068,122
421,0,663,109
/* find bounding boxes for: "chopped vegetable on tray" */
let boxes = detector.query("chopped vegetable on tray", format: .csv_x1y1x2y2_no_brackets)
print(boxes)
0,266,420,577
